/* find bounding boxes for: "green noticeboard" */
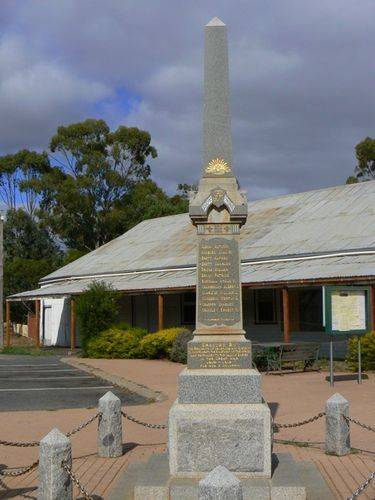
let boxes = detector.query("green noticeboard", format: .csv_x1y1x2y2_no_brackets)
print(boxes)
324,286,371,335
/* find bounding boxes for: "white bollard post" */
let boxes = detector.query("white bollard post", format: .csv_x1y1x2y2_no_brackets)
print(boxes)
98,391,123,457
38,428,72,500
198,465,243,500
325,393,350,456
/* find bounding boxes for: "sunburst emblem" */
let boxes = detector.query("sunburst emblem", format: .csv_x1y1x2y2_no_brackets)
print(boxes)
205,157,231,175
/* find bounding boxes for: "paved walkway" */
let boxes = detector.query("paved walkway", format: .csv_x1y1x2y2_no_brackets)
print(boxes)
0,358,374,499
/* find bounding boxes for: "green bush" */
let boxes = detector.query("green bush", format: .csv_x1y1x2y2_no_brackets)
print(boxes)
169,330,193,363
139,327,189,359
76,281,119,354
346,331,375,371
85,326,147,358
252,347,279,371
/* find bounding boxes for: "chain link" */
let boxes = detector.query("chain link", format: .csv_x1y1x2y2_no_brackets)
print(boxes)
0,438,38,447
62,462,93,500
0,460,39,477
121,410,167,429
0,412,101,448
66,412,101,437
347,469,375,499
273,412,325,429
344,415,375,433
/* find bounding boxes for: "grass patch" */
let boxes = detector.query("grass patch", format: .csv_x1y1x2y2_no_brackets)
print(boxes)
1,346,55,356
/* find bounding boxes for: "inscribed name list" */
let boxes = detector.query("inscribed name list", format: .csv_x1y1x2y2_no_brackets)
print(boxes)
198,237,241,326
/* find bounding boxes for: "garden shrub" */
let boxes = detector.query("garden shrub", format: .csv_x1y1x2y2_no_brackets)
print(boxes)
252,347,279,371
169,330,193,363
76,281,119,354
346,331,375,371
85,326,147,358
139,327,189,359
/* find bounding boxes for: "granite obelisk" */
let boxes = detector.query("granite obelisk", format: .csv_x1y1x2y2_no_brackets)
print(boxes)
168,17,272,479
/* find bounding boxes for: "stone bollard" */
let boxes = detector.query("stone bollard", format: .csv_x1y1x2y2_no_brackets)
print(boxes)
325,393,350,456
98,391,123,457
198,465,243,500
38,428,72,500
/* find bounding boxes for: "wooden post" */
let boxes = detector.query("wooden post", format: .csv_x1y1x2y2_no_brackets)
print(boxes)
5,300,10,347
370,284,375,332
70,298,76,351
157,293,164,331
282,287,291,343
35,299,40,348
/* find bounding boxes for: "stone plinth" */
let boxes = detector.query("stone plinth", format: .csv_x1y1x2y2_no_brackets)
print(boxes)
178,368,261,404
169,400,272,478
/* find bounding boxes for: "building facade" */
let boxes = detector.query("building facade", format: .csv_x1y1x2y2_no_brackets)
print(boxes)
8,180,375,357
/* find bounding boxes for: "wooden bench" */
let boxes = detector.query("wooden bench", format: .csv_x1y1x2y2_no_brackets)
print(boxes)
267,343,320,373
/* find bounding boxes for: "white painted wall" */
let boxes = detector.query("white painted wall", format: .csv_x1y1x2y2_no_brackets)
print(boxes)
40,297,70,346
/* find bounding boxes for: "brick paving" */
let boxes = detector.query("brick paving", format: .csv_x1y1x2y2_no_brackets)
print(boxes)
0,357,374,499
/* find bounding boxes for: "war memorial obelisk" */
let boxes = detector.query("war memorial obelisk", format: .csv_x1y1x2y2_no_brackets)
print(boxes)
168,16,271,479
130,17,317,499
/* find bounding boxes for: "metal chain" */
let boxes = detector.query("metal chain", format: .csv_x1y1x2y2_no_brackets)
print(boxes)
0,460,39,477
344,415,375,433
273,412,326,429
0,438,38,447
121,410,167,429
62,462,93,500
0,412,101,448
347,469,375,499
66,412,101,437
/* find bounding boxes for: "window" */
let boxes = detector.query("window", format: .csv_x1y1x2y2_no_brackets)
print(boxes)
254,289,277,324
181,292,196,325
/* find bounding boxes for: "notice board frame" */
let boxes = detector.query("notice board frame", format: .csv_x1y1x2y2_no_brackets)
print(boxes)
324,285,371,335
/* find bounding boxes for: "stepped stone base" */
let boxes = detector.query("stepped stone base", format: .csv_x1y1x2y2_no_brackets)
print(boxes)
109,452,335,500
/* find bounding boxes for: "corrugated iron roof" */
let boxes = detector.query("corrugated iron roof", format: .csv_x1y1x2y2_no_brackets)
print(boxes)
41,180,375,284
9,181,375,299
9,253,375,300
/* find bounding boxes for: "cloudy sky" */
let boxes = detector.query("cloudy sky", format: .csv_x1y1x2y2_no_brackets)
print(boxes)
1,1,375,199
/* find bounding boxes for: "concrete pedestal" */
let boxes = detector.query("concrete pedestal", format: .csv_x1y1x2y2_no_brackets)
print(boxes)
169,399,271,478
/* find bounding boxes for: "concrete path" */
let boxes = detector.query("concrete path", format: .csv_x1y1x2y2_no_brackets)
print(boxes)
0,355,147,411
0,358,374,499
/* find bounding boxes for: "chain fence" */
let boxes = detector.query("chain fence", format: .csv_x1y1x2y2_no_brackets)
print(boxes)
347,469,375,500
273,411,326,429
121,410,167,429
0,460,39,477
66,412,101,438
62,462,93,500
0,411,101,449
344,416,375,433
0,438,38,447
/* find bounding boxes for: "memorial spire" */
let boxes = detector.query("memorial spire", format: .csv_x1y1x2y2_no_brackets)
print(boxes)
203,17,233,177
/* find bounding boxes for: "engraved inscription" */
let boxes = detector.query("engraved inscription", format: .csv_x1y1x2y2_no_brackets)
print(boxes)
198,237,241,326
188,342,251,369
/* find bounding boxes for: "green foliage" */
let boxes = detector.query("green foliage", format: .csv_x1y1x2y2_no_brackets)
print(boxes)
4,209,61,262
169,330,193,363
347,136,375,183
346,332,375,371
139,327,189,359
36,119,158,251
121,180,188,230
252,347,279,371
3,208,62,323
75,281,119,353
0,346,56,356
85,326,147,359
0,149,51,214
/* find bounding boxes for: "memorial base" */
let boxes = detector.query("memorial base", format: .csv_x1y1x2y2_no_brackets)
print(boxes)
169,400,272,478
111,452,335,500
